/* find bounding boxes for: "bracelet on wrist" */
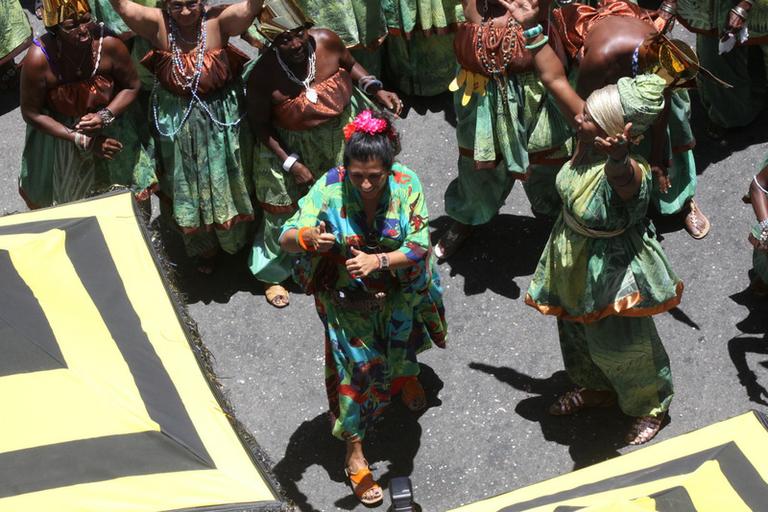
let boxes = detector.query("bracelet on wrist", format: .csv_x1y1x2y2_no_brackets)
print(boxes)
525,34,549,51
282,153,300,173
731,5,749,19
98,108,115,127
753,175,768,195
297,226,314,252
522,24,543,40
359,75,384,95
659,2,676,15
377,252,390,271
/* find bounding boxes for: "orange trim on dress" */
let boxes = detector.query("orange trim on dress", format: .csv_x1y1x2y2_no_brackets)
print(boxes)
524,281,684,324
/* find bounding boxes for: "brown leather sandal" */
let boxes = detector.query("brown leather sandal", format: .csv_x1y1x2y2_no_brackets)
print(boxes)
548,388,616,416
684,199,710,239
345,462,383,506
626,413,666,445
401,378,427,412
264,284,290,308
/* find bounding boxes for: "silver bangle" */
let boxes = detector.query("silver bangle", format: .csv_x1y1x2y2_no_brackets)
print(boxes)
73,132,92,151
754,175,768,195
731,5,749,19
359,75,383,95
282,153,299,173
98,108,115,127
659,2,676,15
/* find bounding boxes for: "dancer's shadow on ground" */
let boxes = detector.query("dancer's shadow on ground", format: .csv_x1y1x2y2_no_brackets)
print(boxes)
430,214,553,299
400,91,457,128
727,284,768,405
272,365,443,512
469,363,629,470
150,215,269,304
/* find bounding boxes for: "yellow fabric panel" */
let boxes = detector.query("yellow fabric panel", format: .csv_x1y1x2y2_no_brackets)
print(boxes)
94,197,275,499
0,229,157,453
0,370,155,454
449,412,768,511
684,460,750,512
0,469,276,512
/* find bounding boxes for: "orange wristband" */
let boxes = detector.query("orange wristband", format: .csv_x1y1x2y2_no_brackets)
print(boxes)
297,226,313,252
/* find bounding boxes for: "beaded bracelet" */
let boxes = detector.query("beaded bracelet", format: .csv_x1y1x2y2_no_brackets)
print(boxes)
297,226,314,252
525,35,549,51
659,2,676,15
522,24,543,40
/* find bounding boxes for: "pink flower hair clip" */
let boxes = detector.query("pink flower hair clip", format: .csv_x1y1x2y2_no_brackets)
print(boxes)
343,110,392,141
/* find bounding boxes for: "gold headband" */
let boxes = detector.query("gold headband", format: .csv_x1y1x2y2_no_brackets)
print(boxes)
257,0,313,42
42,0,90,28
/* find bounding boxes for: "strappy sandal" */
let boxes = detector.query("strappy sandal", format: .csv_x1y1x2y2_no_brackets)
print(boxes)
684,199,710,240
548,388,616,416
345,462,383,506
264,283,290,308
626,413,666,445
401,378,427,412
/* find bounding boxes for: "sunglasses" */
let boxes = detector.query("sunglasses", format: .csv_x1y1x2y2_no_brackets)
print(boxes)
167,1,201,12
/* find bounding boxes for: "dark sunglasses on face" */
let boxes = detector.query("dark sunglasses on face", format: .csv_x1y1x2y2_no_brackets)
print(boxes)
167,1,201,12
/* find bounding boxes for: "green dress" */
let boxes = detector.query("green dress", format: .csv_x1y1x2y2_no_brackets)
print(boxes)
250,72,372,285
281,163,447,440
677,0,768,129
381,0,464,96
145,46,255,257
19,39,156,209
0,0,31,64
526,156,681,417
635,90,697,215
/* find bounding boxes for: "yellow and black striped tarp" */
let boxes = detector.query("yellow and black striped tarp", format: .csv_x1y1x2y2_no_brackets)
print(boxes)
0,192,282,511
450,411,768,512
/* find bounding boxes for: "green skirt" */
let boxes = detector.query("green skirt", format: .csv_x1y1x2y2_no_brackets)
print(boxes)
755,248,768,285
381,0,463,96
20,102,156,209
153,82,255,257
296,0,387,48
558,316,673,417
0,0,31,62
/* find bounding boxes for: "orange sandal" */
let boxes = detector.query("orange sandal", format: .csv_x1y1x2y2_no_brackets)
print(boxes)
345,462,383,506
401,378,427,412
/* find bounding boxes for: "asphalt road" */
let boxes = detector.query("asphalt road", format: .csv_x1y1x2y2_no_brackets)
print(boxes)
2,7,768,512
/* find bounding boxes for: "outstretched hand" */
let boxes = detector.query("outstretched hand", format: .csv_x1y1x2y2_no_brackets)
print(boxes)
345,247,380,279
301,221,336,252
594,122,633,161
496,0,540,29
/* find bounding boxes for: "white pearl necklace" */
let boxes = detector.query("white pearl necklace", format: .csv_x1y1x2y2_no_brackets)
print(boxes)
153,12,244,138
275,43,318,103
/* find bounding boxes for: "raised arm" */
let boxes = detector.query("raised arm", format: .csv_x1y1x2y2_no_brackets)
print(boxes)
107,0,164,46
499,0,583,128
216,0,264,39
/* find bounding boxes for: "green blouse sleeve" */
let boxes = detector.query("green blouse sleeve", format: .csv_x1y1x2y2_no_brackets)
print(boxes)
395,167,431,262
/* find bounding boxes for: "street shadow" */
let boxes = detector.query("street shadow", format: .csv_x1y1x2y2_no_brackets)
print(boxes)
430,213,553,299
150,215,265,305
0,86,20,116
400,91,457,128
727,283,768,405
469,363,630,470
271,365,443,512
666,307,700,330
688,84,768,173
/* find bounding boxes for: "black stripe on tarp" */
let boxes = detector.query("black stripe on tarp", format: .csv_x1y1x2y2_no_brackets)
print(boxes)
0,250,66,377
0,432,207,499
497,442,762,512
62,217,214,467
648,486,696,511
717,437,768,509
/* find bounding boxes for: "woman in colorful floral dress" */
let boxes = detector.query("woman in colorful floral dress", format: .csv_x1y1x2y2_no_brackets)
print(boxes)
279,110,447,505
504,0,682,445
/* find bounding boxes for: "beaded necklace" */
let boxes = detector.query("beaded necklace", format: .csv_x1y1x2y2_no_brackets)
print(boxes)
275,43,318,103
56,22,104,80
475,16,518,77
152,12,244,138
